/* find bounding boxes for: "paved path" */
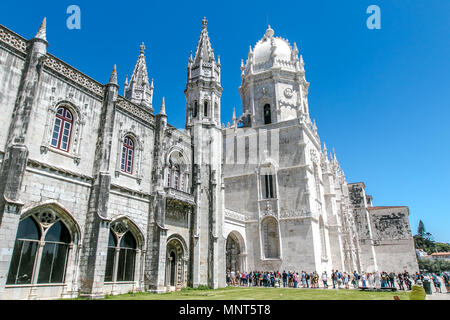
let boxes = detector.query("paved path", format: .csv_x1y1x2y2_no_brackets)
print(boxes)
426,292,450,300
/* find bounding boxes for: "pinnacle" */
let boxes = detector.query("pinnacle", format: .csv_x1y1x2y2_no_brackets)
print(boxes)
109,64,118,85
35,17,47,41
160,97,166,116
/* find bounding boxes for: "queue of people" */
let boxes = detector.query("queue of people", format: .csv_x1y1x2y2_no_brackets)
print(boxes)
226,269,449,293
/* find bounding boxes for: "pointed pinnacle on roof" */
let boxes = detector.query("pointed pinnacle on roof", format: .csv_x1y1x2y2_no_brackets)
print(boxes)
202,17,208,29
160,97,166,116
108,64,118,85
140,42,146,55
35,17,47,41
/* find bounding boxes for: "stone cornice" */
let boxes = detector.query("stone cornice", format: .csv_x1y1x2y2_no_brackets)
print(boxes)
0,24,27,55
116,97,155,126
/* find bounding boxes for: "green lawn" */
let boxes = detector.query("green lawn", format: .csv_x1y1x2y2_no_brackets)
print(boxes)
97,287,411,300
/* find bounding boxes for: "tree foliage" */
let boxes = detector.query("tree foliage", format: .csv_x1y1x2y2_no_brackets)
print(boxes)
417,257,450,273
417,220,425,237
413,220,449,255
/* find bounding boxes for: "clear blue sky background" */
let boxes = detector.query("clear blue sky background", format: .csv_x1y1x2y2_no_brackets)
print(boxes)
1,1,449,242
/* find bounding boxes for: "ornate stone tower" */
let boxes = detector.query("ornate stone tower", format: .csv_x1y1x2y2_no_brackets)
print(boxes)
124,43,154,113
239,26,310,127
185,17,225,289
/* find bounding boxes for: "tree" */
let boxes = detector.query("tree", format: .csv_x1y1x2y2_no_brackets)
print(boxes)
418,257,450,273
417,220,425,237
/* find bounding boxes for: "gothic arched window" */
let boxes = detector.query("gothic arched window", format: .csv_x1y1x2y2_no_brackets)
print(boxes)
51,107,73,152
204,101,209,118
193,101,198,118
166,151,189,192
121,136,135,174
264,104,271,125
263,175,275,199
104,222,137,283
7,216,72,285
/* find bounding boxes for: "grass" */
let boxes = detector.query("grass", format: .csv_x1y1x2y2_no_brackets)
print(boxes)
92,287,411,300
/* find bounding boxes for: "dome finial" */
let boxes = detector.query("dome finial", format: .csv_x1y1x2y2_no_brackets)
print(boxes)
202,17,208,29
265,25,274,38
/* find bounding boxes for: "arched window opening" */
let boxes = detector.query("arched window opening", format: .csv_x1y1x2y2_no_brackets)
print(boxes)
204,101,209,118
264,104,272,125
173,165,181,189
121,136,135,174
37,221,71,284
7,217,40,285
104,221,138,283
167,151,188,192
7,211,75,286
263,175,275,199
193,101,198,118
261,218,280,259
51,107,73,152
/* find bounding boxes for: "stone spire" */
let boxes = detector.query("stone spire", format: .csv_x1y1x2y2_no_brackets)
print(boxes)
35,17,47,42
125,42,154,112
193,17,216,66
185,17,222,129
159,97,166,116
109,64,118,85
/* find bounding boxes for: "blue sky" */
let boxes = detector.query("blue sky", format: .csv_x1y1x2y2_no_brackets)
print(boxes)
1,1,449,242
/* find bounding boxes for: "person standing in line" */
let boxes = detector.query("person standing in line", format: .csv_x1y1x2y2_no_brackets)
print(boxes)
336,270,342,288
397,273,404,290
331,270,336,289
374,271,380,289
389,272,395,288
344,272,349,289
322,271,328,289
306,272,310,288
432,273,442,293
362,272,367,288
282,271,287,288
443,272,449,293
367,272,373,288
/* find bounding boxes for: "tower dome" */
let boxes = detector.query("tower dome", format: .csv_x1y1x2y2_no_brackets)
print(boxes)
249,26,297,70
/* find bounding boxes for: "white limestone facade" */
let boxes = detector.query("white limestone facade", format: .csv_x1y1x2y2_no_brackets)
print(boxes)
0,18,418,300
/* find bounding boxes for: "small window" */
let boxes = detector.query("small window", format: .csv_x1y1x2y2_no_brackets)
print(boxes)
204,101,208,118
193,101,198,118
264,104,271,125
264,175,274,199
121,137,135,174
51,107,73,152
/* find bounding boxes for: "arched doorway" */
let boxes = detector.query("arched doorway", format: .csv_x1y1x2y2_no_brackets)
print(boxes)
226,233,240,272
169,251,176,286
226,232,246,273
165,236,187,290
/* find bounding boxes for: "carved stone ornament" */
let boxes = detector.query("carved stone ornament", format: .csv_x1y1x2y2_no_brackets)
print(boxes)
37,211,57,227
284,87,294,99
111,220,129,237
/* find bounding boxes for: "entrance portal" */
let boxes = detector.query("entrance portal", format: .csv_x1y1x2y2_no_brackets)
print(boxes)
226,233,241,272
